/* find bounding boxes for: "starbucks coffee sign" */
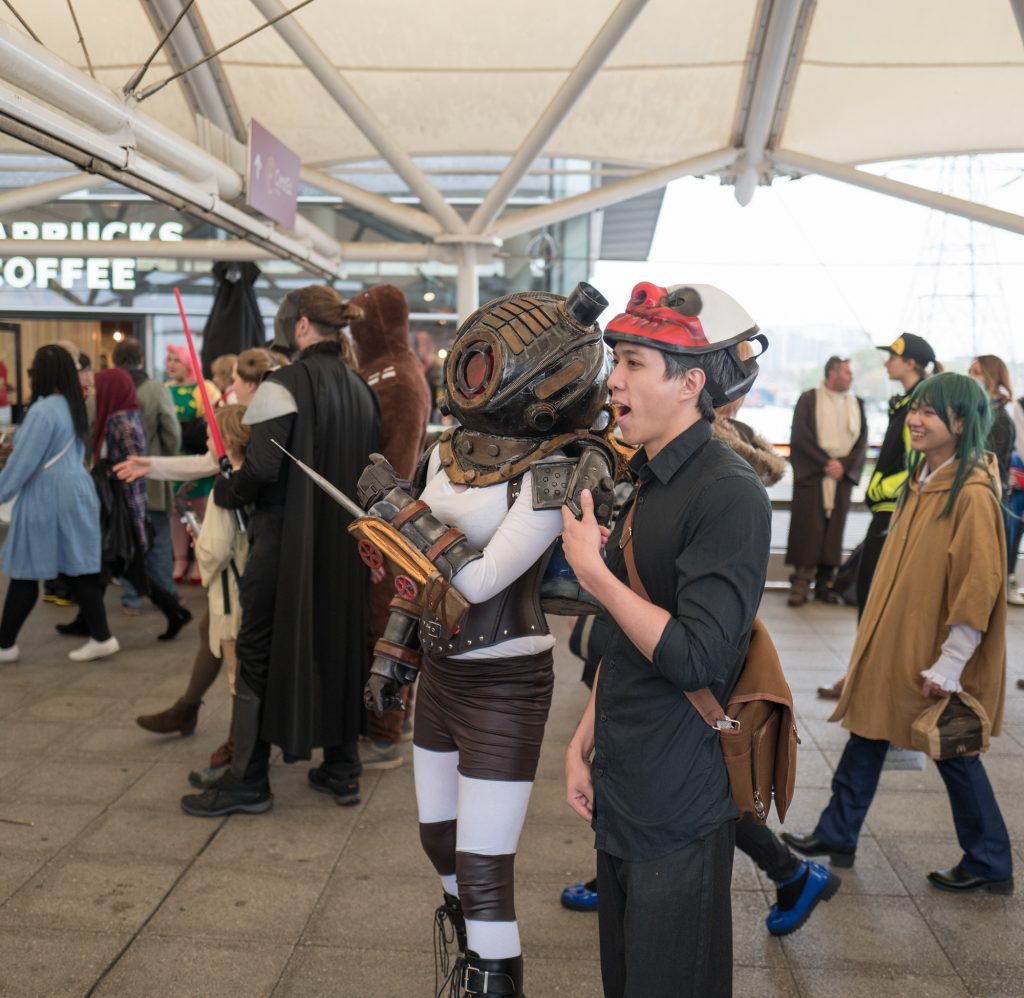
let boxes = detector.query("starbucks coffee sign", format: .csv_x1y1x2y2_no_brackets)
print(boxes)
0,219,185,291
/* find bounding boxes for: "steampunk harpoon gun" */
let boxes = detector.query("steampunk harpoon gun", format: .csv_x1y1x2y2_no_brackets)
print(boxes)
271,440,471,635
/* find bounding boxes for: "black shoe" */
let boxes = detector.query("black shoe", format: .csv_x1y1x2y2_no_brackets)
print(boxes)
463,952,523,997
55,618,90,637
927,864,1014,895
158,606,193,642
308,765,360,806
180,771,272,817
781,831,856,868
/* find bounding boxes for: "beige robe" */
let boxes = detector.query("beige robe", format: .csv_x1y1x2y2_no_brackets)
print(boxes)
194,500,249,658
831,459,1007,746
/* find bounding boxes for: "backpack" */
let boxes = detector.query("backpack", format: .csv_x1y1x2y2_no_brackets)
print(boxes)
619,499,799,824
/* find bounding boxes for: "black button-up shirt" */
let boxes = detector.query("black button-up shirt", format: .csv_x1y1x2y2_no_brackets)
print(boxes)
592,418,771,861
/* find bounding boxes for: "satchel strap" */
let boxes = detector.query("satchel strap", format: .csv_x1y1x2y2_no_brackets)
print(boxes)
618,494,733,731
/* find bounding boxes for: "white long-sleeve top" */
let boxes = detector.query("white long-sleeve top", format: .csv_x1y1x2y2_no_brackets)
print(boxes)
144,453,219,481
419,447,563,661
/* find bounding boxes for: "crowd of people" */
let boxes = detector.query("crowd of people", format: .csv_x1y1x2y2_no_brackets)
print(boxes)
0,278,1017,997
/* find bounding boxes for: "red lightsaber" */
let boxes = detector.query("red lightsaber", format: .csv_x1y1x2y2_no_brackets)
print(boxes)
173,286,228,470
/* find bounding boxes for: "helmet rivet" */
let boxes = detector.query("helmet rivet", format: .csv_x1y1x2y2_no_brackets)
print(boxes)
487,443,500,457
465,469,477,482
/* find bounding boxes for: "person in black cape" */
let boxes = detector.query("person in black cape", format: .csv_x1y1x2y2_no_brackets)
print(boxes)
182,285,380,816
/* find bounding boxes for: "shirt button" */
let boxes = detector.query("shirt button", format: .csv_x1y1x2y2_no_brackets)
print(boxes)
600,712,607,722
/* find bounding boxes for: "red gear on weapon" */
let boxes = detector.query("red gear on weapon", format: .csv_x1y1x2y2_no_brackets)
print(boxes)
394,575,419,601
358,539,384,570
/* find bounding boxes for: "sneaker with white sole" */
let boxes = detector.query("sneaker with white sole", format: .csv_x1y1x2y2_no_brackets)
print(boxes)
359,737,403,770
1008,584,1024,606
68,636,120,662
0,645,19,663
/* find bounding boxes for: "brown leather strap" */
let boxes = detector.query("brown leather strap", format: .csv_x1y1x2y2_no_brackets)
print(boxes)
619,491,726,728
391,499,429,530
424,527,465,563
374,639,422,668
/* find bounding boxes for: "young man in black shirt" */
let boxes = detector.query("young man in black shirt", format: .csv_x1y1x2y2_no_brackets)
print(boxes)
562,282,772,998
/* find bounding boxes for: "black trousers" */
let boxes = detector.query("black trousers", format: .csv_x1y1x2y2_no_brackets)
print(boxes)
597,820,735,998
0,575,111,647
735,813,800,883
854,510,892,618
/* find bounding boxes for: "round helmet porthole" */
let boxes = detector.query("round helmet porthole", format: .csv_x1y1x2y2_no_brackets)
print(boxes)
455,342,495,398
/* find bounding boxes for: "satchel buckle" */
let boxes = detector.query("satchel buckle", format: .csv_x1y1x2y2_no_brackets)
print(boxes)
715,716,741,732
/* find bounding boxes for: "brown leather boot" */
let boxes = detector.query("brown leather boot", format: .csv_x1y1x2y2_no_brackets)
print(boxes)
136,698,201,735
209,736,234,769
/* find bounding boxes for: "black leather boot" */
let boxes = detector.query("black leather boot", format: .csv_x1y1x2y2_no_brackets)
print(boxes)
436,892,468,955
180,675,272,817
462,952,524,997
149,584,193,641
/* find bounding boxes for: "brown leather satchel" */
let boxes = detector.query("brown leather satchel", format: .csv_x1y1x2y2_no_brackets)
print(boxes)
619,500,798,823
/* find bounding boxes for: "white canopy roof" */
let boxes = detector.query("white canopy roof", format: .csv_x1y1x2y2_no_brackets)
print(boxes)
1,0,1023,305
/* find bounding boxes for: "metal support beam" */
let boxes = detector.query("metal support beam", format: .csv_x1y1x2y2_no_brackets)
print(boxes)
0,22,242,198
0,85,346,278
300,166,443,239
489,148,737,242
0,239,456,263
774,150,1024,237
138,0,247,142
250,0,466,234
455,244,478,323
1011,0,1024,43
0,171,105,212
731,0,812,205
468,0,649,234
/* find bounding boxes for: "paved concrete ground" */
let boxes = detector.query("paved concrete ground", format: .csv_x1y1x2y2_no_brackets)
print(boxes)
0,582,1022,997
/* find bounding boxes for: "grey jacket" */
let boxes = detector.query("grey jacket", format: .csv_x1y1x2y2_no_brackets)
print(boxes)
131,372,181,512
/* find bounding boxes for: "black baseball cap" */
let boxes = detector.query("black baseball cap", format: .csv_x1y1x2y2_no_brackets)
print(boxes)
877,332,935,367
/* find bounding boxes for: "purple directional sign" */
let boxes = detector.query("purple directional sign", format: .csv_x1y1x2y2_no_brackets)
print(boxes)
246,119,300,231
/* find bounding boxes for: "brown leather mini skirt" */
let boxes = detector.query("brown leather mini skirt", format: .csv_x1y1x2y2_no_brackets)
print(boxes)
413,648,555,782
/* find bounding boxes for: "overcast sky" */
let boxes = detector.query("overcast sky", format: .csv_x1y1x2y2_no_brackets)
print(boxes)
596,155,1024,373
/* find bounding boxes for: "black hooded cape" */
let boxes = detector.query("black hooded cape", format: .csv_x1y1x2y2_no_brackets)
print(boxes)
215,340,380,757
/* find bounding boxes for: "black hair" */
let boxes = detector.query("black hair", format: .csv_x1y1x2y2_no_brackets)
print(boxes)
112,336,144,368
29,345,89,443
78,353,91,372
661,350,740,423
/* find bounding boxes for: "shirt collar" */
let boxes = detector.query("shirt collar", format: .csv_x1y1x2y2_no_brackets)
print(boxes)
629,418,712,486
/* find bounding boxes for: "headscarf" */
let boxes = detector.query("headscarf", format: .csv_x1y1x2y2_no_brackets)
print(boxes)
165,343,197,383
93,367,140,461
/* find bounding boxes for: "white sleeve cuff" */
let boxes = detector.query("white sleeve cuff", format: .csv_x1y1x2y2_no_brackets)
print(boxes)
920,623,982,692
919,667,963,693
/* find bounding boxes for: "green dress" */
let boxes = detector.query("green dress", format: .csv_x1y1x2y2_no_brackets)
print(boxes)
168,382,215,499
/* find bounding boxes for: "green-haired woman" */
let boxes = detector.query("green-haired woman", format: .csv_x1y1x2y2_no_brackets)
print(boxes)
783,371,1013,894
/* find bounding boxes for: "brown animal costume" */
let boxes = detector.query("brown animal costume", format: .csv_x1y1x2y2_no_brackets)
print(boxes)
350,285,432,744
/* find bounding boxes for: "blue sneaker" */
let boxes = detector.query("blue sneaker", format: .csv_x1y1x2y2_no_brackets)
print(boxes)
561,878,598,912
766,861,841,936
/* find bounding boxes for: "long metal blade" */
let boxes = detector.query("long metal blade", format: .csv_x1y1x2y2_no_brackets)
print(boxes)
271,439,365,521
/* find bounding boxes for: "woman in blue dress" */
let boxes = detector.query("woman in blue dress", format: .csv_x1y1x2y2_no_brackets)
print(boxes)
0,345,117,662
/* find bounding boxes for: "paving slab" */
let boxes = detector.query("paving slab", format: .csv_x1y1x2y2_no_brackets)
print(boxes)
91,934,292,998
0,581,1020,994
0,927,131,998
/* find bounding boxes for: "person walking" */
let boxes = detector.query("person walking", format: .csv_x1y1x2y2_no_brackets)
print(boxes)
112,336,181,614
0,345,116,662
784,372,1013,895
57,368,191,643
785,356,868,606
